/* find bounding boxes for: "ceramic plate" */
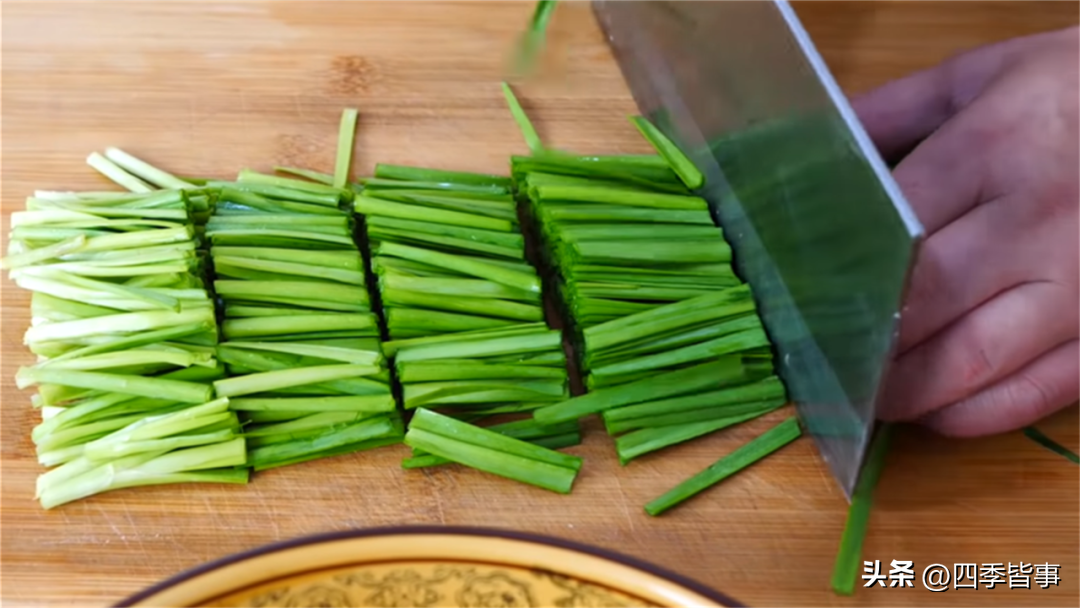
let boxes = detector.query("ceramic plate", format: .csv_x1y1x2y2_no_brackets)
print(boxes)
115,526,738,607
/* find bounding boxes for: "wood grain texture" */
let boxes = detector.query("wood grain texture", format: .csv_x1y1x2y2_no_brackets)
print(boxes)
2,2,1077,606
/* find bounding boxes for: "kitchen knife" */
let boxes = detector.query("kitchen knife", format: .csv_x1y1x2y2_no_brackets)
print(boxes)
592,0,925,499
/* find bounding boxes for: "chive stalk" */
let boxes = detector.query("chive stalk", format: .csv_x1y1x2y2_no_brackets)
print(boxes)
501,82,543,153
404,409,580,493
274,166,336,185
831,424,893,595
614,410,767,464
86,153,154,192
628,116,704,189
533,359,744,425
334,108,359,189
512,0,558,75
644,417,802,516
103,148,192,190
374,164,513,189
1023,426,1080,464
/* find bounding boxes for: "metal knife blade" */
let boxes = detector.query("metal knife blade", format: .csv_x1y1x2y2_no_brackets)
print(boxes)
592,0,924,499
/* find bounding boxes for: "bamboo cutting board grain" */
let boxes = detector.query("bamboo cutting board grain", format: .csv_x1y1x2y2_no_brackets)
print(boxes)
2,2,1078,606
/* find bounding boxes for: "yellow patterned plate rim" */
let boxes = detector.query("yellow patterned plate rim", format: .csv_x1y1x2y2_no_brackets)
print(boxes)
114,526,741,607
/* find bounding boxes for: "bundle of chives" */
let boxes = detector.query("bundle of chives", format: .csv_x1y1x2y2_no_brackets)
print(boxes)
207,109,402,471
356,165,541,340
387,322,579,478
3,163,247,509
388,323,570,417
354,159,577,470
502,88,747,400
515,153,740,335
404,408,582,493
501,86,795,500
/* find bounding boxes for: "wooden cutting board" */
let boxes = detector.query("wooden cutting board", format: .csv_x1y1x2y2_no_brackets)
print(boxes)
2,2,1077,606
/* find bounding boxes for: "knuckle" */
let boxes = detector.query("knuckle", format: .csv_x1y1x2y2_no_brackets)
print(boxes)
1012,370,1058,416
899,252,949,350
956,331,999,394
907,254,946,309
924,415,968,438
1042,181,1079,222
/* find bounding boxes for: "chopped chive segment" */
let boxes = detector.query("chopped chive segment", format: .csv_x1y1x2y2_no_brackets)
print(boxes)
235,169,350,198
103,148,192,190
628,116,704,189
0,235,88,270
512,0,558,75
645,417,801,516
229,395,395,413
404,432,580,469
274,166,336,185
220,341,382,366
411,408,580,470
361,178,509,196
16,368,212,403
395,329,561,362
334,108,359,189
381,274,538,304
1023,426,1080,464
374,164,513,189
213,364,381,397
86,153,154,193
831,423,894,595
398,360,564,382
39,438,248,510
376,242,540,294
221,314,378,340
535,185,707,210
405,409,580,493
501,82,543,153
250,416,400,471
533,358,745,425
604,399,784,435
357,195,512,232
614,410,769,464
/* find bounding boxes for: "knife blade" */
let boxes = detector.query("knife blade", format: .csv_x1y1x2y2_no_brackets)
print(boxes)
592,0,924,499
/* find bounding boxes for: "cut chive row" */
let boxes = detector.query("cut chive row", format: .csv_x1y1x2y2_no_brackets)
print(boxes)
354,151,580,486
497,86,798,512
207,110,403,472
3,161,247,509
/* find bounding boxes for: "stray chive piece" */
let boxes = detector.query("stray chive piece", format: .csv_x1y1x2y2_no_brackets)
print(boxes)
103,148,192,190
629,115,704,189
511,0,559,76
1023,426,1079,465
334,108,359,189
404,408,582,494
501,82,543,153
275,166,335,186
86,152,154,193
614,409,767,465
403,418,580,469
831,423,894,596
644,416,802,516
533,358,746,425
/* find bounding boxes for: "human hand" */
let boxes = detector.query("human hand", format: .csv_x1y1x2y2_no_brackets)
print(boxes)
853,26,1079,436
